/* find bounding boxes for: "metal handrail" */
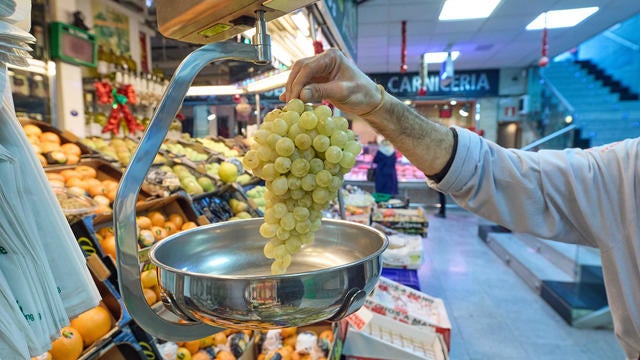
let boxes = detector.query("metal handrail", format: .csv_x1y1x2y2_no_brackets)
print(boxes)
521,124,577,151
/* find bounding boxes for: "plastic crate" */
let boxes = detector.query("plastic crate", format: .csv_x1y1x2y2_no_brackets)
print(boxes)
192,183,263,223
381,268,421,291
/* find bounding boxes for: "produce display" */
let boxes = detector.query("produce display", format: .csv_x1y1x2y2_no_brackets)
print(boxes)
48,304,115,360
22,123,82,166
46,164,120,215
196,136,242,158
161,140,210,162
242,99,360,274
81,136,166,166
255,326,334,360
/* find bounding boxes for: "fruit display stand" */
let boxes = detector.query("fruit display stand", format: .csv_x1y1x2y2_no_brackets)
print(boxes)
371,207,429,237
80,135,168,168
20,118,97,166
191,183,263,223
146,160,221,198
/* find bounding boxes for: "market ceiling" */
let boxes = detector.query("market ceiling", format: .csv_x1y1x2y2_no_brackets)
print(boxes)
150,0,640,85
356,0,640,73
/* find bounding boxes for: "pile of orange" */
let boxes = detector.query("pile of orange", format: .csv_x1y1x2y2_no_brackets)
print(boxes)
47,304,113,360
22,124,83,166
173,329,253,360
46,165,119,215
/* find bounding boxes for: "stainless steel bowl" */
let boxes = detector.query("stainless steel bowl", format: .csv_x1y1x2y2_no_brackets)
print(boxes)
149,218,388,329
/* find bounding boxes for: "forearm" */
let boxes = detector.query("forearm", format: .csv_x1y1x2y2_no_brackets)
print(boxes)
360,93,453,177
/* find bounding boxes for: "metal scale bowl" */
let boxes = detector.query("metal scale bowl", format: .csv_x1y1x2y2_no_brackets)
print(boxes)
114,2,388,341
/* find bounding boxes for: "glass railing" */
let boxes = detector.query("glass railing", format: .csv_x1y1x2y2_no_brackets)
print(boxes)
521,66,577,151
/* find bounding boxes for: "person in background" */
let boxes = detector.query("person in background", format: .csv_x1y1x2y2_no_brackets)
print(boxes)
372,135,398,196
280,48,640,359
436,191,447,218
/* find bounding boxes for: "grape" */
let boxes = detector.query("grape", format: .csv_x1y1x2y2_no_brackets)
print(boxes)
293,207,310,221
300,111,319,130
288,123,303,139
274,157,292,173
272,118,288,135
266,133,282,148
343,140,362,155
300,174,316,191
330,130,348,148
315,169,332,187
290,158,310,177
263,110,279,123
254,129,270,144
271,176,289,196
314,105,332,120
272,202,288,218
286,98,305,114
312,188,330,204
259,223,278,238
339,152,356,169
294,133,312,150
287,175,301,190
309,158,324,174
275,137,295,157
334,116,349,131
261,163,277,181
317,117,335,136
249,101,360,274
312,135,330,153
283,110,300,126
325,145,343,164
242,150,260,169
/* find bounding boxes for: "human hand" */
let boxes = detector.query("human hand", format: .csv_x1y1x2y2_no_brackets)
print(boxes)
279,48,383,116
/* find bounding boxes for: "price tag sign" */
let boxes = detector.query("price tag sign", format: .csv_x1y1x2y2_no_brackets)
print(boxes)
345,306,373,331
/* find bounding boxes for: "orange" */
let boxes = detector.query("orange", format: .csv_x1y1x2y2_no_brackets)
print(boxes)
75,165,97,179
97,226,114,239
88,183,107,197
46,173,65,182
183,340,200,355
176,347,192,360
212,332,226,346
181,222,197,231
164,221,178,236
106,188,118,203
199,335,214,348
215,350,235,360
40,131,61,144
37,154,47,167
148,211,166,227
102,180,119,192
50,326,83,360
70,305,112,347
151,226,168,241
66,153,80,165
59,169,82,181
100,235,117,261
66,177,88,190
168,213,185,229
143,287,157,305
192,351,213,360
23,124,42,137
61,143,82,157
31,352,52,360
39,141,60,153
137,216,152,229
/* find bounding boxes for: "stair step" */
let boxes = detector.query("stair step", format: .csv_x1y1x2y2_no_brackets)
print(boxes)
540,280,608,325
486,233,574,293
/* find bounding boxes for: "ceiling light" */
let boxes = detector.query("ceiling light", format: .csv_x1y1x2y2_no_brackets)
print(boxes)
422,51,460,63
526,7,599,30
186,85,244,96
439,0,501,21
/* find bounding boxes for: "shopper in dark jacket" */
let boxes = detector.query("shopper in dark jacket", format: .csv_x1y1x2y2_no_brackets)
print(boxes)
372,136,398,196
280,48,640,359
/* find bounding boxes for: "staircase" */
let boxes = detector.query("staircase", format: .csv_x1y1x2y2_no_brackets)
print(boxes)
478,225,611,328
542,60,640,146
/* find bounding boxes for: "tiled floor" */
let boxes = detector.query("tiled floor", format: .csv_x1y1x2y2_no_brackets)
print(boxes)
417,207,624,360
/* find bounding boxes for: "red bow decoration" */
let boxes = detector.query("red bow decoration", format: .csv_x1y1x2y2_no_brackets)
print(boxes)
313,40,324,55
101,87,144,135
94,81,113,104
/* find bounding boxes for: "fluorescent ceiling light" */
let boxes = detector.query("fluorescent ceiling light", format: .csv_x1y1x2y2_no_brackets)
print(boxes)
422,51,460,63
526,7,599,30
186,85,243,96
246,70,291,93
439,0,501,21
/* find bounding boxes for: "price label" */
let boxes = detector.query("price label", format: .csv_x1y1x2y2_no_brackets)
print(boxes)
345,306,373,331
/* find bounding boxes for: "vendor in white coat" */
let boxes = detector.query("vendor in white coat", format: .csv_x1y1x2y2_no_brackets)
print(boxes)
280,48,640,360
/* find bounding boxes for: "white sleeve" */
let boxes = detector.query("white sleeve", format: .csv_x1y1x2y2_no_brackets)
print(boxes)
429,127,639,248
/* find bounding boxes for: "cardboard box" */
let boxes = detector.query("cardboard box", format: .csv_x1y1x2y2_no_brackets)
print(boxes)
364,277,451,351
382,234,424,269
343,312,448,360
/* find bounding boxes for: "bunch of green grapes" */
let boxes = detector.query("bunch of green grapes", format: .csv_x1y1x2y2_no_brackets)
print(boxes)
242,99,361,274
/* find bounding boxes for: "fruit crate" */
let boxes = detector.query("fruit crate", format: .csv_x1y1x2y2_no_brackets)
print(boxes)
191,183,263,223
371,207,429,237
20,118,98,166
145,159,221,197
161,138,220,165
253,321,344,360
